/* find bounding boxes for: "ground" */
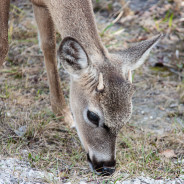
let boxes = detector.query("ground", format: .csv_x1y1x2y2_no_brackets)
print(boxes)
0,0,184,183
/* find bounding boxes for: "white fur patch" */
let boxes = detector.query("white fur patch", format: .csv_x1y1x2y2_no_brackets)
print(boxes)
76,43,88,68
88,146,114,163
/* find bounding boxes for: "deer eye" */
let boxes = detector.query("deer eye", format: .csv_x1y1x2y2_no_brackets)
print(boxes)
87,110,100,126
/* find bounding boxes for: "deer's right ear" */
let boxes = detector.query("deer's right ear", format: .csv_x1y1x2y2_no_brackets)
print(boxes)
58,37,89,77
120,35,163,72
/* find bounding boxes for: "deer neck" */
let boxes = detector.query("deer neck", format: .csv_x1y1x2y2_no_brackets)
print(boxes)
47,0,108,61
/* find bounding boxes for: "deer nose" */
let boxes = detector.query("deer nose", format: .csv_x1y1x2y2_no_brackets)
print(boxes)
94,165,116,176
87,154,116,175
101,166,115,175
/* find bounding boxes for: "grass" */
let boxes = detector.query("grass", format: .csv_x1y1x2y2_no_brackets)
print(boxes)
0,0,184,183
0,82,10,99
117,126,184,179
0,96,183,183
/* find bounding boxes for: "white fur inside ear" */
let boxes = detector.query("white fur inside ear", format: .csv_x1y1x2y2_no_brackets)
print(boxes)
62,41,88,69
59,37,90,78
75,43,88,69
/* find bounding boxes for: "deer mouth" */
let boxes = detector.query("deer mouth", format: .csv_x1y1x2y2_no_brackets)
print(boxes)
87,153,115,176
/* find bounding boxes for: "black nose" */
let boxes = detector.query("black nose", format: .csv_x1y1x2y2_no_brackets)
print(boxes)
94,165,115,176
87,154,116,176
101,166,115,176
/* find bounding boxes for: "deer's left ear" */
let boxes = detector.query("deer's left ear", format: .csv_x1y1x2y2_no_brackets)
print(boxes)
120,34,163,74
58,37,89,77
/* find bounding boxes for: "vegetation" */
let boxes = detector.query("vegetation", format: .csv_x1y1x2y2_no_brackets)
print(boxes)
0,0,183,183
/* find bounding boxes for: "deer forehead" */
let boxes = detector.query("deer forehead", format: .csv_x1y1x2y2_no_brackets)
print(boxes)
78,63,134,95
79,64,134,111
100,72,133,112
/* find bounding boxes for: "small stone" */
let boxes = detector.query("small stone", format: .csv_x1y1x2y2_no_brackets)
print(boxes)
175,50,179,59
80,181,87,184
144,117,148,120
14,126,27,137
170,103,178,108
6,112,11,117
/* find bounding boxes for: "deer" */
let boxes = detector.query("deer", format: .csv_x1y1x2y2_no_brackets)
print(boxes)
0,0,162,176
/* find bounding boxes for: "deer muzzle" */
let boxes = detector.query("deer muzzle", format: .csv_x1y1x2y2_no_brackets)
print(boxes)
87,153,116,176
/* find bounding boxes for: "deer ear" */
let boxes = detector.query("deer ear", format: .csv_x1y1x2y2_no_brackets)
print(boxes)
120,34,163,73
58,37,89,77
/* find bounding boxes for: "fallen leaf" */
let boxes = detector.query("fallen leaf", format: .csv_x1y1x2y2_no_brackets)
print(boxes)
160,149,176,158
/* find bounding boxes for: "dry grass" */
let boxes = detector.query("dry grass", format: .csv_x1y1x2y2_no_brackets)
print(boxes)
0,0,184,183
0,103,184,183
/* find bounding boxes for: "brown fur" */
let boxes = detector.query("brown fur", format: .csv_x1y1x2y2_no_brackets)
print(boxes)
0,0,10,66
0,0,162,175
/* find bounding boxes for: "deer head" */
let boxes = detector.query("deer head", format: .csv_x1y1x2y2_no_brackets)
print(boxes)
58,35,162,175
